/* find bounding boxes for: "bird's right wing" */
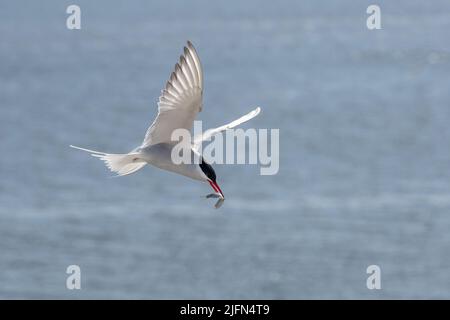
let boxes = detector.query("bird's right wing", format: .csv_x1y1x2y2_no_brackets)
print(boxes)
141,41,203,148
192,107,261,151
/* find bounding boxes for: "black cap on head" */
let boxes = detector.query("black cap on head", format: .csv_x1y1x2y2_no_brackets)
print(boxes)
199,157,216,182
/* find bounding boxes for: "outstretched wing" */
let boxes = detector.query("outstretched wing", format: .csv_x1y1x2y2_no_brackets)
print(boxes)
141,41,203,147
193,107,261,151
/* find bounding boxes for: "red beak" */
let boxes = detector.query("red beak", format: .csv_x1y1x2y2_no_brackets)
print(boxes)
208,180,224,198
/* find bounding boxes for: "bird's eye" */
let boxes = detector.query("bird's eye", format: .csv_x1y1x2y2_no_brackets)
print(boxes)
199,157,216,182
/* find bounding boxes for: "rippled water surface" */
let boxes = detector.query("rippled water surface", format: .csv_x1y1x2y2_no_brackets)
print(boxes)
1,0,450,298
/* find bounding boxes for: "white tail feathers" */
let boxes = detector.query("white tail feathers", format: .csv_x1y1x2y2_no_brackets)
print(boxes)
70,145,146,177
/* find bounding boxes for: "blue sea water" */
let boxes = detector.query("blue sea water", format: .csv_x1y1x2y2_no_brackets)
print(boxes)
1,0,450,298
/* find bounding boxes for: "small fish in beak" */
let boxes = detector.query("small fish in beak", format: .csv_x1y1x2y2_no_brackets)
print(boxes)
207,180,225,208
206,193,225,208
206,193,221,199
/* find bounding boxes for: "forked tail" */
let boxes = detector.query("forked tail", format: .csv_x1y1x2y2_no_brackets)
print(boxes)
70,145,146,176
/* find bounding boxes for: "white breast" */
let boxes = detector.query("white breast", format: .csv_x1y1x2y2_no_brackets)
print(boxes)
139,143,207,182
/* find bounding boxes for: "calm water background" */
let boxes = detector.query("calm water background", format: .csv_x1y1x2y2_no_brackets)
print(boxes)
1,0,450,298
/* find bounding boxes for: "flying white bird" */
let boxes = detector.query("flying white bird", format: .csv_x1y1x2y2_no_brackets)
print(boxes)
71,41,261,208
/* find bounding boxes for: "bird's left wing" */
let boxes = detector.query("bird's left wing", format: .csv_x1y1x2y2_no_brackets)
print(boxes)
141,41,203,147
192,107,261,151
